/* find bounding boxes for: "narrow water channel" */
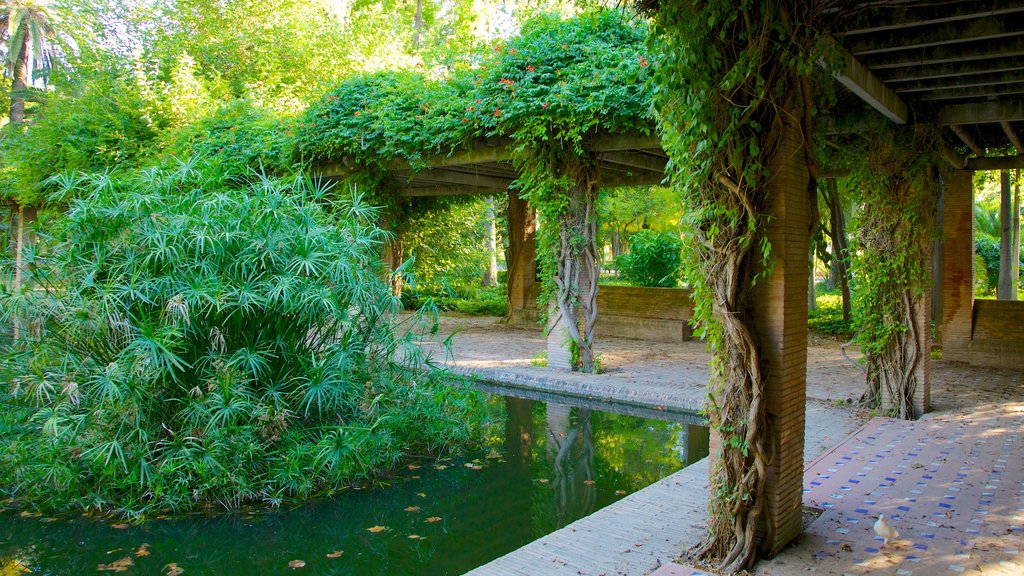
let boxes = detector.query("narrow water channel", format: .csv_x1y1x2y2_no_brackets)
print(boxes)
0,392,708,575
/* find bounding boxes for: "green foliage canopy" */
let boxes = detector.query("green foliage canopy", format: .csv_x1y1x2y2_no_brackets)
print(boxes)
296,10,654,168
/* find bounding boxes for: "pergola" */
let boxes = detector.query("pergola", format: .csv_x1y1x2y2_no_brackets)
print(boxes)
315,1,1024,564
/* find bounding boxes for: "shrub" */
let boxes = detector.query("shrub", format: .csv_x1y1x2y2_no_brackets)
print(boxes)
160,99,297,175
0,159,489,516
615,230,683,288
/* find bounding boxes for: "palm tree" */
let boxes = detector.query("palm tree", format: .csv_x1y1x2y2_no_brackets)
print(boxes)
0,0,55,124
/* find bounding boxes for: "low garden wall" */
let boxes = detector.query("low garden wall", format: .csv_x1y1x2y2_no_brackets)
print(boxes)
508,284,694,343
968,299,1024,369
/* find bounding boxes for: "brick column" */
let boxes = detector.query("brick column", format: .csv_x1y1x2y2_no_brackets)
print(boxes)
750,99,809,555
912,289,932,415
505,190,537,325
937,169,974,361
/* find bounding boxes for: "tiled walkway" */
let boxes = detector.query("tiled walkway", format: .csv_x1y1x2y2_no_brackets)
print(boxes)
653,402,1024,576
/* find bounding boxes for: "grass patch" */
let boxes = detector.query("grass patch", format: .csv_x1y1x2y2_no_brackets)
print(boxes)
809,291,854,339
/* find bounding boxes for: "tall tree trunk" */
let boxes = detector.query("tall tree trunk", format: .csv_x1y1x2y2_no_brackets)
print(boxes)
412,0,424,49
1012,169,1021,294
999,170,1014,300
11,205,38,341
10,34,29,124
826,180,853,320
482,197,497,287
808,247,816,310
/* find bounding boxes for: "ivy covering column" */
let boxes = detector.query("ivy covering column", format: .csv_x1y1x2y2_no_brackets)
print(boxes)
648,1,821,571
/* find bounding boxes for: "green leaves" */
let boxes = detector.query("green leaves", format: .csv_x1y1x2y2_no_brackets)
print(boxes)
615,230,683,288
296,10,654,168
0,159,489,515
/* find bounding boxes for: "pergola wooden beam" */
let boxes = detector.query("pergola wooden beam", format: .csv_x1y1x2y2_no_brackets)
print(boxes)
401,185,491,197
881,56,1024,84
829,44,909,124
599,151,668,175
919,82,1024,102
395,169,515,191
1002,121,1024,154
864,35,1024,70
966,155,1024,171
939,101,1024,125
895,69,1024,94
842,1,1024,36
949,125,984,156
848,15,1024,57
938,141,967,170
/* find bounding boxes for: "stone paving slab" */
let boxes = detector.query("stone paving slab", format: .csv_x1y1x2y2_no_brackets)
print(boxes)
653,403,1024,576
465,460,711,576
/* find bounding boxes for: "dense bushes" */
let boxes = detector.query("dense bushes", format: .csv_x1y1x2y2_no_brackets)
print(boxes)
0,161,489,516
615,230,683,288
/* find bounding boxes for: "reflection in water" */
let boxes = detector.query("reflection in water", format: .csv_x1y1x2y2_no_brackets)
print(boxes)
0,392,708,576
546,404,596,527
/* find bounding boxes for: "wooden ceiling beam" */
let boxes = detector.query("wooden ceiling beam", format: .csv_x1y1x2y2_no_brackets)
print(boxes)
966,155,1024,171
396,169,514,190
918,82,1024,102
881,56,1024,83
828,40,909,124
939,101,1024,125
591,133,662,153
843,1,1024,36
848,15,1024,56
949,125,984,156
895,69,1024,94
863,35,1024,70
600,151,668,174
601,172,667,189
1001,121,1024,154
938,141,967,170
400,185,492,197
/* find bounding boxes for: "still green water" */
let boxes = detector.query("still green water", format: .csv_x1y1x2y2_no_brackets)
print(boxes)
0,393,708,575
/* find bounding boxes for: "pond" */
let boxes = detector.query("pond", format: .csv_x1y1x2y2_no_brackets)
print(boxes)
0,391,709,576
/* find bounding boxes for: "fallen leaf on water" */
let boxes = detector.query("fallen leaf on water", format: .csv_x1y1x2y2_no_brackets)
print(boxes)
537,478,549,484
111,523,130,530
164,563,185,576
97,557,133,572
41,517,58,523
417,492,426,498
408,534,426,540
485,450,501,459
404,506,421,512
367,525,388,533
18,511,40,518
464,463,482,470
411,475,420,479
326,550,344,559
583,480,595,486
434,464,447,470
288,559,305,569
407,464,421,470
615,490,627,495
424,517,442,523
135,543,151,557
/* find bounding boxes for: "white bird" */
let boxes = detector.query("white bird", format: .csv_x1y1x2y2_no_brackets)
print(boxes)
874,514,899,548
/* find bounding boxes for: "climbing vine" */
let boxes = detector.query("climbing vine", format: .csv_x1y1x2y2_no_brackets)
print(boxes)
849,127,940,419
647,1,822,571
490,12,651,371
296,10,653,372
